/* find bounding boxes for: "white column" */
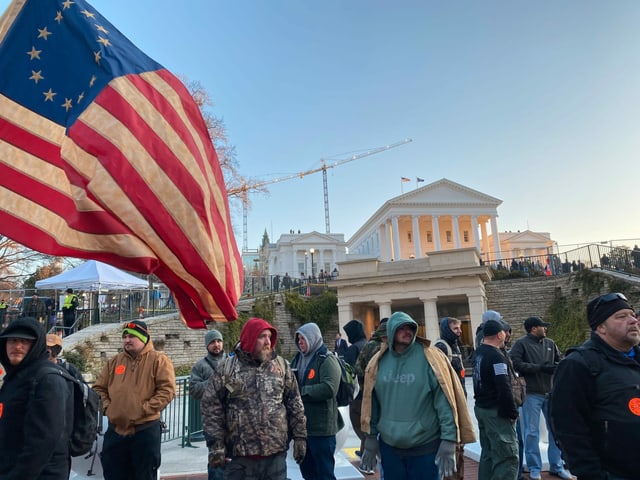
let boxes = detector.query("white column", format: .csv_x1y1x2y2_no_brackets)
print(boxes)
480,221,490,262
319,249,325,274
377,301,392,320
412,215,422,258
491,216,502,261
453,215,461,249
421,298,440,340
432,215,441,251
291,249,297,275
471,215,481,254
467,294,486,348
337,301,353,331
380,223,391,261
391,215,401,260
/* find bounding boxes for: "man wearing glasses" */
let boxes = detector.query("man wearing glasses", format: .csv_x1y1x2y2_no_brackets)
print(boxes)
550,293,640,480
94,320,176,480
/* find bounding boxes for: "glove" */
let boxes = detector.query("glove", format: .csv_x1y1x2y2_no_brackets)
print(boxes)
293,438,306,465
208,446,226,469
540,363,557,374
360,435,379,473
434,440,457,479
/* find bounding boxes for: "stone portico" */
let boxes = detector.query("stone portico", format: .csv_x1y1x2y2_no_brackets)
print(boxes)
332,248,491,348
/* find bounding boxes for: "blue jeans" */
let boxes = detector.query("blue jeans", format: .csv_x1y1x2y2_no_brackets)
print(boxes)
379,439,438,480
521,393,563,475
300,435,336,480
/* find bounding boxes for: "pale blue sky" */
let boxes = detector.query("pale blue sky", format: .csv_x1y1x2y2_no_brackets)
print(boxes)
4,1,639,251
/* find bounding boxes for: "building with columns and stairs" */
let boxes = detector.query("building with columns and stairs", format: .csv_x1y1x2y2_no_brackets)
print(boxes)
333,178,554,350
261,178,555,352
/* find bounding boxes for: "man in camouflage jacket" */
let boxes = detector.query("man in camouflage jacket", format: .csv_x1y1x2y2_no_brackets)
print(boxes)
201,317,307,480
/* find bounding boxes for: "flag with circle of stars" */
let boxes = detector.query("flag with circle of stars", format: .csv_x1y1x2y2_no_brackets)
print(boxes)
0,0,243,328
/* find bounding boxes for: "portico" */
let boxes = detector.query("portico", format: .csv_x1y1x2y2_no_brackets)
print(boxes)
349,178,504,263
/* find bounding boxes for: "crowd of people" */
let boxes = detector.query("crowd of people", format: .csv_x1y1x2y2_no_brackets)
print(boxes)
0,291,638,480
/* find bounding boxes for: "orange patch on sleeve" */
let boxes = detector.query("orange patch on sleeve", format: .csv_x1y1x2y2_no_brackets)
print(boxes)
628,397,640,416
115,364,126,375
308,368,316,380
460,369,465,378
0,402,3,418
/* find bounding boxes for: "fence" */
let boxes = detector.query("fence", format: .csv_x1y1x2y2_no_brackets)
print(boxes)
485,243,640,280
0,287,178,334
160,376,206,447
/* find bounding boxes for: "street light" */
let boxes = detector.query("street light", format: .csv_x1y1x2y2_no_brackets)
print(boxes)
304,251,308,278
310,248,315,279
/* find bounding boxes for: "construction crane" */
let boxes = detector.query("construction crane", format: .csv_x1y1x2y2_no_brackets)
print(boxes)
228,138,412,252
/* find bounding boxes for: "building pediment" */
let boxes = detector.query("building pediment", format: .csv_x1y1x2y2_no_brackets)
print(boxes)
390,178,502,208
276,231,346,247
501,230,551,244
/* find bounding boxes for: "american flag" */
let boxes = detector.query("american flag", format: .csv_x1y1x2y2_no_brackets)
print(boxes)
401,177,410,182
0,0,242,328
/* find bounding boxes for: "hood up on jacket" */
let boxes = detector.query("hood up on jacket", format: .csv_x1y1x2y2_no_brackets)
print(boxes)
343,319,366,344
439,317,460,345
240,317,278,354
387,311,418,352
0,316,47,375
296,322,324,357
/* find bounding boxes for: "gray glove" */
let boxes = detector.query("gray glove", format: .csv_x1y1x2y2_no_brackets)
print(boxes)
359,435,379,473
208,445,226,469
434,440,456,479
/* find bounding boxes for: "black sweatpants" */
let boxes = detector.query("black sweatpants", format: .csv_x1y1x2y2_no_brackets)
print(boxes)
101,421,161,480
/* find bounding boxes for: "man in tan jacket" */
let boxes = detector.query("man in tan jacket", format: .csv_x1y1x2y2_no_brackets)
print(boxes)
94,320,175,480
360,312,475,479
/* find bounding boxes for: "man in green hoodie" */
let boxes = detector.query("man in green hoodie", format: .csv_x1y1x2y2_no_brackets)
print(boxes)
360,312,475,479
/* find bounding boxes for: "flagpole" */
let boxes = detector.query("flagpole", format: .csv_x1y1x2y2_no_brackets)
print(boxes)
401,178,404,194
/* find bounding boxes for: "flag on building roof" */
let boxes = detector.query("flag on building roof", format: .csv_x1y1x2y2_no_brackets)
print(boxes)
0,0,242,328
401,177,410,182
417,177,425,182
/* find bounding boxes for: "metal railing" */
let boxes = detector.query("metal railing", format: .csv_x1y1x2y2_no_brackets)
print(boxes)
160,376,206,447
485,243,640,280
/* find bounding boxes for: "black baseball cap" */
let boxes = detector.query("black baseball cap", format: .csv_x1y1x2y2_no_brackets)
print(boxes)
524,316,550,331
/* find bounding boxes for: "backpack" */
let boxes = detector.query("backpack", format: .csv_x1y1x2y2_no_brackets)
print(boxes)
32,366,102,457
321,353,358,407
434,338,453,360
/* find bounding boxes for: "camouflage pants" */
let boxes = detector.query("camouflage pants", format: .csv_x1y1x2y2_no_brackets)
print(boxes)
224,452,287,480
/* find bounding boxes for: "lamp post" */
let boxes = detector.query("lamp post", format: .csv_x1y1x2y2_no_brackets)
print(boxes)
309,248,315,280
304,251,308,278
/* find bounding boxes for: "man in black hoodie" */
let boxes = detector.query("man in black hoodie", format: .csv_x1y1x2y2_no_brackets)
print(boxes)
343,319,367,458
0,317,73,479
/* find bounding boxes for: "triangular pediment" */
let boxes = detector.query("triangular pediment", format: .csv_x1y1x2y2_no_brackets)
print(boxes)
276,231,345,246
501,230,551,243
391,178,502,207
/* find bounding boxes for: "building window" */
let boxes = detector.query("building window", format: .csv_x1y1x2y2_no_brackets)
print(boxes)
426,231,433,242
446,231,452,243
463,230,469,242
407,232,412,243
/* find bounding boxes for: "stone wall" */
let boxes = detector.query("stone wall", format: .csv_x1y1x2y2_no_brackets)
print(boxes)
62,295,340,376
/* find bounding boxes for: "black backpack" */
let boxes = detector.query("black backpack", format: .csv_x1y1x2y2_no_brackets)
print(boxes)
320,353,358,407
32,366,102,457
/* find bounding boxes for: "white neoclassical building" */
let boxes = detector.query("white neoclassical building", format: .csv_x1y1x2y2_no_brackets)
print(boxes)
335,179,503,349
266,231,347,280
348,178,504,263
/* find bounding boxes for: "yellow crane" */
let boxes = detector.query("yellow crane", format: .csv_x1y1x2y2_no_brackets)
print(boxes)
228,138,412,253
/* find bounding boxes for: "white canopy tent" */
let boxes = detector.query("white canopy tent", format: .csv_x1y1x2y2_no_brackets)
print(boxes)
35,261,149,329
35,260,148,291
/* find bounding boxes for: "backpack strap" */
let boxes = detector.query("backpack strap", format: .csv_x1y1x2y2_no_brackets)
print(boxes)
570,346,603,377
434,339,453,360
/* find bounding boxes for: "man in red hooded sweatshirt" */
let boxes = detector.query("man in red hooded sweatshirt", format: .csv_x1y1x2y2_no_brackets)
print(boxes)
201,317,307,480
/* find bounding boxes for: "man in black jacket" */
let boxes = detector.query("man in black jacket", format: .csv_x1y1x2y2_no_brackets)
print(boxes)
550,292,640,480
0,317,73,479
509,316,571,480
473,319,519,479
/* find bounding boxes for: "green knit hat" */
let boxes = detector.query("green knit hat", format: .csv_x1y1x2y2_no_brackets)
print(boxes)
122,320,150,344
